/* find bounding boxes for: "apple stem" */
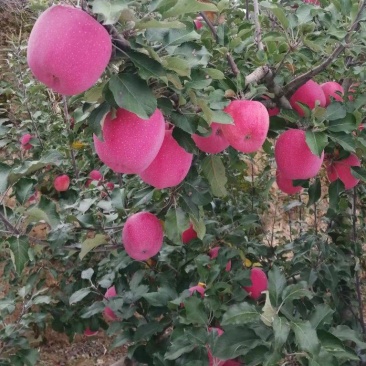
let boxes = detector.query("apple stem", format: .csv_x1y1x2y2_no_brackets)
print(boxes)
62,95,79,179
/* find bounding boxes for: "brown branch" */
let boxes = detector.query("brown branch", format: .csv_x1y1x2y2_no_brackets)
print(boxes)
245,65,270,85
264,69,292,109
0,211,20,235
283,0,366,98
253,0,264,51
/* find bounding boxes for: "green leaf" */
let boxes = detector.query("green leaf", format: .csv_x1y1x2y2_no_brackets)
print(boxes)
329,132,355,152
221,303,260,325
8,236,29,275
310,304,334,329
280,282,313,305
109,74,157,119
164,207,189,244
0,162,11,194
165,334,196,360
328,113,356,132
126,50,166,80
305,131,327,157
291,320,320,354
202,155,228,197
260,2,289,29
172,127,198,153
268,265,287,307
88,102,111,140
164,56,191,77
92,0,130,25
205,68,225,80
307,177,321,207
81,268,94,280
162,0,218,18
26,196,60,229
184,296,208,325
211,111,233,124
79,234,108,259
326,103,347,121
351,166,366,182
143,287,176,307
135,19,185,29
170,112,198,134
14,178,37,205
328,180,345,210
331,325,366,349
134,322,165,341
273,316,290,350
69,288,91,305
260,291,276,326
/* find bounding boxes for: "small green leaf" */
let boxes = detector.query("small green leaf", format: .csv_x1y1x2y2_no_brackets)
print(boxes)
88,102,111,140
273,316,290,350
260,291,276,326
351,166,366,182
222,303,260,325
126,50,166,80
8,236,29,275
291,320,320,354
164,56,191,77
79,234,108,259
205,68,225,80
326,103,347,121
92,0,130,25
109,74,157,119
69,288,91,305
202,155,228,197
0,162,11,194
310,304,334,329
134,322,165,341
164,207,189,244
281,282,313,305
328,180,345,210
81,268,94,280
14,178,37,205
184,296,208,325
135,19,185,29
307,177,321,207
305,131,327,157
329,132,355,152
162,0,218,18
260,2,289,29
172,127,198,153
328,113,356,132
268,266,287,307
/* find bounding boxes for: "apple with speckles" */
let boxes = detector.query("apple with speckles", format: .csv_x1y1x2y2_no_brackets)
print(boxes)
54,174,70,192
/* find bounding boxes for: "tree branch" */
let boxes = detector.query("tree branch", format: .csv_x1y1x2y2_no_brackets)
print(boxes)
0,211,20,235
283,0,366,98
105,25,131,51
253,0,264,51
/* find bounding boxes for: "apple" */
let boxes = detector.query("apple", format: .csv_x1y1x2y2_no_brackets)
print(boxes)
262,96,280,117
243,267,268,300
20,133,33,150
103,286,118,321
192,123,230,154
188,284,205,298
94,108,165,174
139,129,193,189
106,182,115,190
303,0,320,4
122,212,164,261
207,327,225,366
86,169,103,187
84,328,98,336
276,170,303,195
289,80,326,116
27,5,112,95
220,100,269,153
209,247,232,272
53,174,70,192
326,153,361,190
194,16,204,30
275,129,324,180
320,81,344,106
182,223,198,244
222,361,242,366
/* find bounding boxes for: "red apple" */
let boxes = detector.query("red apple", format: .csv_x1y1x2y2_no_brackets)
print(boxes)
326,153,361,190
289,80,326,116
94,108,165,174
194,16,204,30
103,286,118,321
20,133,33,150
106,182,115,190
192,123,230,154
320,81,344,106
54,174,70,192
27,5,112,95
276,170,303,195
303,0,320,4
84,328,98,336
221,100,269,153
188,284,205,298
182,223,198,244
86,169,103,187
139,129,193,189
263,96,280,117
243,267,268,300
275,129,324,180
209,247,232,272
122,212,164,261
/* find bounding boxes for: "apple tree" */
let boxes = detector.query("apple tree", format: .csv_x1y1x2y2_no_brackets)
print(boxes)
1,0,366,365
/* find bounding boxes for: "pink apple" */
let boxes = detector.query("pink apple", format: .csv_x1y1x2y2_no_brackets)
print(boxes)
263,96,280,117
103,286,118,321
89,170,103,181
94,108,165,174
53,174,70,192
243,267,268,300
320,81,344,106
221,100,270,153
106,182,115,190
326,153,361,190
192,123,230,154
27,5,112,95
289,80,326,116
139,129,193,189
122,212,164,261
20,133,33,150
303,0,320,4
276,170,303,195
194,16,204,30
188,285,205,298
84,328,98,336
182,223,198,244
223,361,242,366
209,247,232,272
275,129,324,179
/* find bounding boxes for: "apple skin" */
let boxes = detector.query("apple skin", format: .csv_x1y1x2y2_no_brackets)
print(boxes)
103,286,118,321
94,108,165,174
320,82,344,106
243,267,268,300
326,154,361,190
194,17,204,30
27,5,112,95
89,170,103,181
53,174,70,192
182,223,198,244
20,134,33,150
188,285,205,298
139,129,193,189
192,123,230,154
289,80,326,116
122,212,164,261
84,328,98,336
303,0,320,4
207,327,225,366
209,247,232,272
263,96,280,117
275,129,324,180
221,100,270,153
276,170,303,195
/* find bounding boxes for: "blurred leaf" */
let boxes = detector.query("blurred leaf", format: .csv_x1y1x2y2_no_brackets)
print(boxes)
310,304,334,329
92,0,130,24
164,56,191,76
135,19,185,29
351,166,366,182
80,234,108,259
162,0,217,18
202,155,228,197
81,268,94,280
88,102,111,140
14,178,37,205
329,180,345,210
261,291,276,326
165,207,189,244
280,282,312,305
134,322,165,341
291,320,319,354
273,316,290,350
305,131,327,157
307,177,321,207
326,103,347,121
184,296,208,325
0,162,11,194
69,288,91,305
126,50,166,79
172,127,198,153
268,265,287,307
329,132,355,152
222,303,260,325
8,236,29,275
